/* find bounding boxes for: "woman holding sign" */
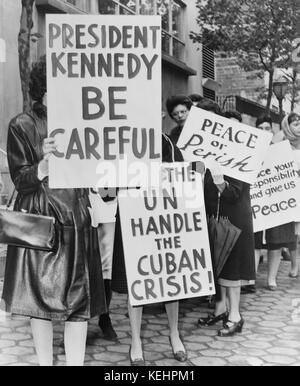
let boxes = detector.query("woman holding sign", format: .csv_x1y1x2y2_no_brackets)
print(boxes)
111,133,187,365
282,112,300,279
255,115,298,289
197,105,256,337
1,57,106,366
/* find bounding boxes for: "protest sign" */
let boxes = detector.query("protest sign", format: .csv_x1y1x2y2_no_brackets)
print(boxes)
294,150,300,168
250,141,300,232
176,106,272,184
46,15,161,188
0,38,5,63
293,150,300,222
118,163,215,306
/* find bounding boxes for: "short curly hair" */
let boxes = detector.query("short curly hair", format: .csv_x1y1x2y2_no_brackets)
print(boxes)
188,93,204,104
166,95,193,118
196,98,223,116
256,115,272,128
29,55,47,102
224,110,242,122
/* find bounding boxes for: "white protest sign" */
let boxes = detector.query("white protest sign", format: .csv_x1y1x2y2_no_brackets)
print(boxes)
177,106,272,184
294,150,300,169
46,15,161,188
118,163,215,306
293,150,300,222
0,39,6,63
250,141,300,232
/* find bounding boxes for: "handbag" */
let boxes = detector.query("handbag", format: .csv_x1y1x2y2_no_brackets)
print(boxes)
0,189,56,251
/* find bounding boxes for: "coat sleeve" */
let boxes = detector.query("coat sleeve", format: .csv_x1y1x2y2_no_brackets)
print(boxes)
7,119,42,194
221,176,245,204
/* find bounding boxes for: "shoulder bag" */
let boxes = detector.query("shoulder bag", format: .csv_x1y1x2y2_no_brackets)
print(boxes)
0,189,56,251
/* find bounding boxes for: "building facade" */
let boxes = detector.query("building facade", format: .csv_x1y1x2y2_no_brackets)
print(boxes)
0,0,217,200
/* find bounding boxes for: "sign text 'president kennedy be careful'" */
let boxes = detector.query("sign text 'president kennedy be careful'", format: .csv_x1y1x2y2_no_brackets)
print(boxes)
46,15,161,188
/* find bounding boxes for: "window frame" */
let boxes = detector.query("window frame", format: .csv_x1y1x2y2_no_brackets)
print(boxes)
65,0,92,12
107,0,186,60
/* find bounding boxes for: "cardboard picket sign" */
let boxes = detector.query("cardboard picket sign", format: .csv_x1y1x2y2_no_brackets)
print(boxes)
293,150,300,222
46,15,161,188
250,141,300,232
177,106,272,184
118,163,215,307
293,150,300,169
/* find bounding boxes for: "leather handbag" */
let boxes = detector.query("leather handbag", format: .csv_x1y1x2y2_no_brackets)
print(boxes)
0,189,56,251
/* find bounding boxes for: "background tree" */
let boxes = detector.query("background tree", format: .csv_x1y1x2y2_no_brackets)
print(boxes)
281,68,300,112
190,0,299,113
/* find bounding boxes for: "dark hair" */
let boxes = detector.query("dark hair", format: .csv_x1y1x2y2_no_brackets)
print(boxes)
224,110,242,122
29,55,47,102
196,98,223,116
256,115,272,128
188,93,204,103
288,112,300,125
166,95,193,117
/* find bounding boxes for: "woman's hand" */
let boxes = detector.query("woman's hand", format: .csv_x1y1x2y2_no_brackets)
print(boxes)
38,138,57,179
42,138,57,159
209,162,227,192
210,162,224,184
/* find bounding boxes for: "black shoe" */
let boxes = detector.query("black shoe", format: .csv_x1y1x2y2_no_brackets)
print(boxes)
129,345,145,366
98,314,118,341
168,336,187,362
218,317,244,337
241,285,256,294
198,311,228,327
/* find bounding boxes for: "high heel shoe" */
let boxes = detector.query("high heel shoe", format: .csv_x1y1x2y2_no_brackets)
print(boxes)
168,336,187,362
129,345,145,366
198,311,228,326
288,272,299,278
218,317,244,337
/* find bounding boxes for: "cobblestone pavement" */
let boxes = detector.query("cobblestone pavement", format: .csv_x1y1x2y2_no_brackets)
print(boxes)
0,251,299,366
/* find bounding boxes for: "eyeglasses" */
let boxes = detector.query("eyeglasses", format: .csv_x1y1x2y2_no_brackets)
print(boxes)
171,109,188,118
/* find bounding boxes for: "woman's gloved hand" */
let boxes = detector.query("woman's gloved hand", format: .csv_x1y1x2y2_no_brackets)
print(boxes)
209,161,225,185
38,138,57,180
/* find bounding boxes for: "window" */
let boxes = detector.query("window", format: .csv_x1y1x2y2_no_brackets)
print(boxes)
203,87,215,101
66,0,92,12
202,46,215,80
99,0,117,13
99,0,186,61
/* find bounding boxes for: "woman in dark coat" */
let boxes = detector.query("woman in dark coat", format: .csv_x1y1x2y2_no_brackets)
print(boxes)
196,105,255,337
1,58,106,366
254,115,297,289
201,171,255,331
112,133,187,365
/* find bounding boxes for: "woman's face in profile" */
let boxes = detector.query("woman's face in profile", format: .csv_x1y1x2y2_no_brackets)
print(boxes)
289,114,300,136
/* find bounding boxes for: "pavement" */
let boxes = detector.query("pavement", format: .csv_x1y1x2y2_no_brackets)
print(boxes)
0,245,300,366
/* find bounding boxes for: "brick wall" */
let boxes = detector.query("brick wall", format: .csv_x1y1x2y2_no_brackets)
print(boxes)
216,57,264,101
